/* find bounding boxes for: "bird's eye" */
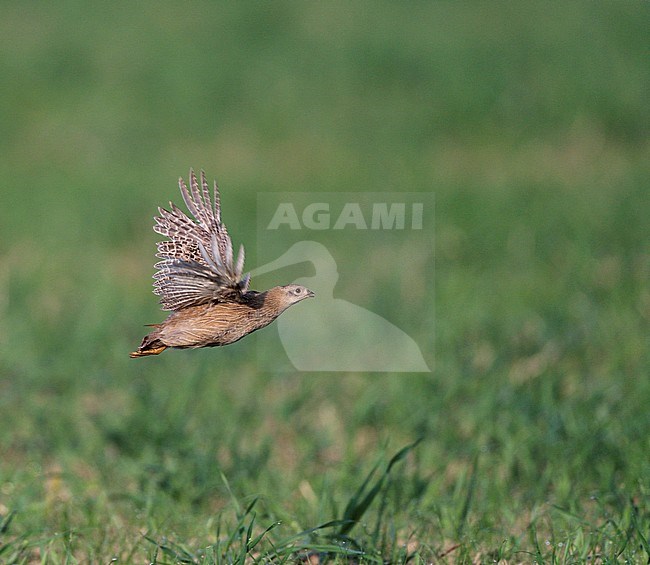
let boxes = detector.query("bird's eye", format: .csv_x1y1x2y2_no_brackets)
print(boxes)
294,288,302,294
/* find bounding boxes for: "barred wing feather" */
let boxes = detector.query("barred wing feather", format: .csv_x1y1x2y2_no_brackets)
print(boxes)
152,170,250,311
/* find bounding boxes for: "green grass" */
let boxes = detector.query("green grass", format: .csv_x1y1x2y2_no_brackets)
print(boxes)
1,1,649,562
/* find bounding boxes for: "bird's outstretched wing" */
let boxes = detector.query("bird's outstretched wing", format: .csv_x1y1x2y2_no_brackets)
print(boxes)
152,170,250,311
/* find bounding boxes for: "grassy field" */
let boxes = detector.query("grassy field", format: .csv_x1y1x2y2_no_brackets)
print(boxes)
1,2,649,563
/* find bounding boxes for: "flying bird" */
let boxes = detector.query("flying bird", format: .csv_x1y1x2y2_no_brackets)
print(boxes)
130,170,314,358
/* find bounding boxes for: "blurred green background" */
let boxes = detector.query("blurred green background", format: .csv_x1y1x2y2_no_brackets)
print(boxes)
1,2,648,562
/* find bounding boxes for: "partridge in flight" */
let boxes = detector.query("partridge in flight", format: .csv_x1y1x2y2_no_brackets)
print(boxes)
130,170,314,358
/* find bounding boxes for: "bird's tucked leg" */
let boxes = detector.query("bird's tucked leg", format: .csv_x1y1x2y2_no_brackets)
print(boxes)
129,331,167,358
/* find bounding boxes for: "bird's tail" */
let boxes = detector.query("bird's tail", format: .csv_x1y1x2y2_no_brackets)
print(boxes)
129,328,167,358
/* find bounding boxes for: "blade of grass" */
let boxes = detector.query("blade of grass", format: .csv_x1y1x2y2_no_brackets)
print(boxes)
0,510,15,535
339,438,422,536
219,471,242,515
456,451,479,538
630,498,650,558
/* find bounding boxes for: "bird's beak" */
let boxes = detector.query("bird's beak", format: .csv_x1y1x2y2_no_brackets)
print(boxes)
307,289,315,298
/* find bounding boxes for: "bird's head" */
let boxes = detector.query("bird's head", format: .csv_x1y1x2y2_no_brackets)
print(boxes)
267,284,314,312
282,284,315,304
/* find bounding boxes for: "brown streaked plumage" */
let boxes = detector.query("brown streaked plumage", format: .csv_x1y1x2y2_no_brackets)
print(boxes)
130,170,314,358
